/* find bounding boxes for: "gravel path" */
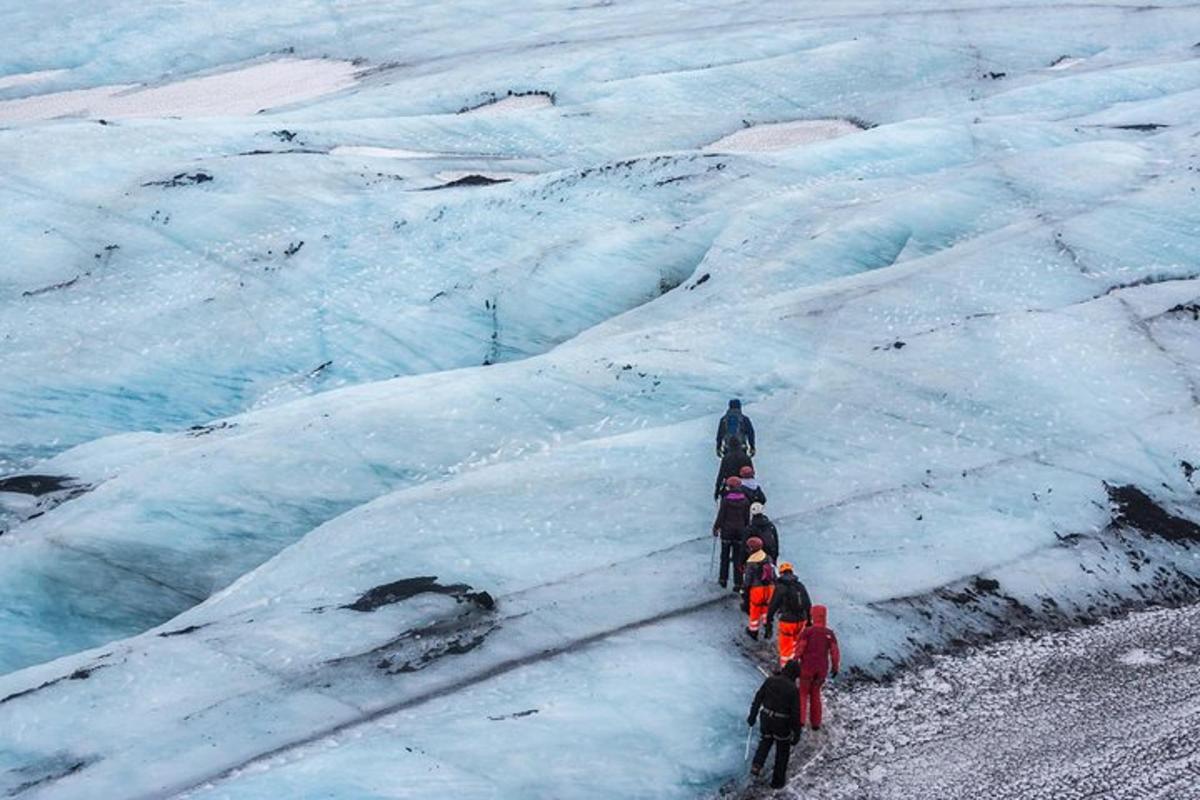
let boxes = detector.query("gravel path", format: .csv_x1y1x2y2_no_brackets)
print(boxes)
748,604,1200,799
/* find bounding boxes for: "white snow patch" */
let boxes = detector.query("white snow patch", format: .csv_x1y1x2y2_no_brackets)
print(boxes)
1116,648,1165,666
0,68,71,91
703,118,862,152
463,93,553,116
329,145,441,159
0,58,358,123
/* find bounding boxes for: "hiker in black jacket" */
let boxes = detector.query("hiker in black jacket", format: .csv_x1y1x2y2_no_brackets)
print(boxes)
714,438,753,501
712,476,752,589
765,563,812,668
746,503,778,561
716,399,756,457
747,660,802,789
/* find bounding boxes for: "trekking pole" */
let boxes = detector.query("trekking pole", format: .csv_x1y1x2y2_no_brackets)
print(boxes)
710,535,717,577
744,726,753,761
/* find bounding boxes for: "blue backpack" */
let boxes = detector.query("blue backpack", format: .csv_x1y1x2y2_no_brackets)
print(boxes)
724,411,744,448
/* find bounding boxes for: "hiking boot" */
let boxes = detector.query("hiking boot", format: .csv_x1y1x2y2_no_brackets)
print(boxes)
746,628,759,640
718,580,727,589
750,763,762,777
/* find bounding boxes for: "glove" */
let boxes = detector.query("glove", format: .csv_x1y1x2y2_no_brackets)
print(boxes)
830,669,839,680
748,446,756,457
740,593,750,613
747,714,757,727
791,730,801,745
763,623,773,638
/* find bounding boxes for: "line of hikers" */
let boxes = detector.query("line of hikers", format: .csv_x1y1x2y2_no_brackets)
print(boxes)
713,399,841,790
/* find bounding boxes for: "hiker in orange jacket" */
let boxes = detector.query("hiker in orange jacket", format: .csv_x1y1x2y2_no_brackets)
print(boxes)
793,604,840,730
764,563,811,668
741,536,776,639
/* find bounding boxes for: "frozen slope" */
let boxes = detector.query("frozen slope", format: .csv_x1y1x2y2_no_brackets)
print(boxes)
1,1,1200,798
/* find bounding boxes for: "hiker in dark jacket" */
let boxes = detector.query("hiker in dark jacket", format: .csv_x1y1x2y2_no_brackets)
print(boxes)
747,660,802,789
765,564,812,668
714,438,754,501
712,476,751,589
737,465,766,506
716,398,756,457
746,503,778,560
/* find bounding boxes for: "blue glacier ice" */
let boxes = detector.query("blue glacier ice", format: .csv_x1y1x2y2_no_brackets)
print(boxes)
2,1,1200,798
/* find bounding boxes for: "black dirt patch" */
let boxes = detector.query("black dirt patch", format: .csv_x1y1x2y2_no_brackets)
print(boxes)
423,175,512,191
272,129,298,142
7,756,94,796
1108,484,1200,543
873,340,907,351
488,708,539,721
1167,303,1200,320
158,624,208,638
0,474,78,496
22,276,81,297
1110,123,1169,132
237,148,326,156
343,576,496,613
283,241,304,257
186,421,237,437
0,664,106,706
984,71,1007,80
378,630,492,674
142,171,214,188
688,273,711,290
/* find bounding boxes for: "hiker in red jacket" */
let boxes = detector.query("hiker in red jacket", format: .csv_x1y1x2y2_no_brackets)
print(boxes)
793,604,840,730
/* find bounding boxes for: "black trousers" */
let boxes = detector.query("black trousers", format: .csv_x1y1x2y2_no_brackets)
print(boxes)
719,538,744,586
752,733,792,789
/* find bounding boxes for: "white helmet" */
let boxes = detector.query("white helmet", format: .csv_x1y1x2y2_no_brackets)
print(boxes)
750,502,765,516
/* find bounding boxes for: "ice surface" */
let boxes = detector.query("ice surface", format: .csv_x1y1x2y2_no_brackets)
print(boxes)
2,1,1200,798
0,59,359,122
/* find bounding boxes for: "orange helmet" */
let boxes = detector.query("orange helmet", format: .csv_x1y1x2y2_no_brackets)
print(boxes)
779,562,794,573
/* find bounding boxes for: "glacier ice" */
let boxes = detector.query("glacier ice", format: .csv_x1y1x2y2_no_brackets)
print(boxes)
2,1,1200,798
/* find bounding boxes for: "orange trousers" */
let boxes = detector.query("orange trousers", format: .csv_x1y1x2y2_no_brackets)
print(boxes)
747,586,774,631
777,620,806,667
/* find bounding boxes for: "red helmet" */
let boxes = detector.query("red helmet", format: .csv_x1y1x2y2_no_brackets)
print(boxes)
739,466,754,478
725,476,742,488
745,537,764,552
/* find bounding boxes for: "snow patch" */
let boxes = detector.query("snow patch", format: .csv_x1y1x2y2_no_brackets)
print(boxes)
462,93,554,116
329,145,441,159
0,68,70,92
0,58,358,123
1116,648,1165,666
704,119,862,152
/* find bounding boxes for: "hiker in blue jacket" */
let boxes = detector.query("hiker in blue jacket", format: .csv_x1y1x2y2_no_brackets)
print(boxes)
716,399,755,457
